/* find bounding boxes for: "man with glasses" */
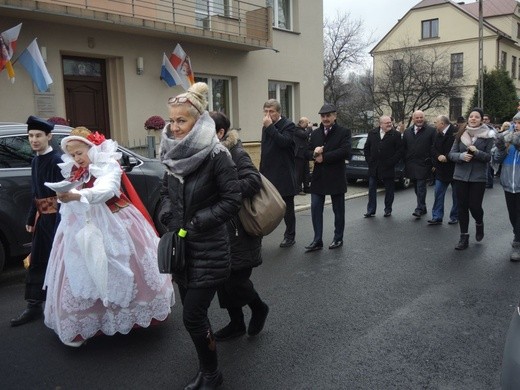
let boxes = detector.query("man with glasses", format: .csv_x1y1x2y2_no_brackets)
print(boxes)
259,99,298,248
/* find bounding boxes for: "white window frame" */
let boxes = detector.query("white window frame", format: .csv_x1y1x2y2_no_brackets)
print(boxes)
195,75,233,116
267,0,292,30
268,80,294,119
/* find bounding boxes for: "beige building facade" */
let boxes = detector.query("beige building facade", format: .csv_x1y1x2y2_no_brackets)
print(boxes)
0,0,324,155
371,0,520,123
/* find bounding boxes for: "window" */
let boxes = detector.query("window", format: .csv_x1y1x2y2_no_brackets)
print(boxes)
421,19,439,39
267,0,292,30
450,53,463,78
517,23,520,39
0,135,33,168
268,81,294,118
391,101,404,123
513,56,517,79
195,76,231,114
502,51,507,70
195,0,232,28
449,98,463,122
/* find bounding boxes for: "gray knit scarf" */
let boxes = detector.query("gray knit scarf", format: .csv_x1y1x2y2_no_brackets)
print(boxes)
159,111,229,181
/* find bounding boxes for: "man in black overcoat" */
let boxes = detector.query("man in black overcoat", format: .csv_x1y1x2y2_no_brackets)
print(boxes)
363,115,403,217
304,103,351,251
259,99,298,247
427,115,458,225
403,110,436,218
294,117,312,194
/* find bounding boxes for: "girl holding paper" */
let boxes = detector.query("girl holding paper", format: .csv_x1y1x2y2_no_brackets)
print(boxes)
43,127,174,347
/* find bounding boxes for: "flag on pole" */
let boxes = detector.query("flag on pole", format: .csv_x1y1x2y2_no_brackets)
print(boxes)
160,53,184,88
169,44,194,90
17,39,53,92
0,23,22,83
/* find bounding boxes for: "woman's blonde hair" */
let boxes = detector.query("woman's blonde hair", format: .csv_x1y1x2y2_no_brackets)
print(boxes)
501,121,511,132
168,82,209,118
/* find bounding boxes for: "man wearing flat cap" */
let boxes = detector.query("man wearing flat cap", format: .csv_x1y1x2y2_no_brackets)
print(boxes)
11,116,63,327
304,103,351,251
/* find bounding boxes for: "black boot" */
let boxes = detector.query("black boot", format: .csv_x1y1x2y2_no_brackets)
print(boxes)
214,308,245,341
10,301,43,327
476,223,484,242
455,234,469,250
248,297,269,336
184,330,223,390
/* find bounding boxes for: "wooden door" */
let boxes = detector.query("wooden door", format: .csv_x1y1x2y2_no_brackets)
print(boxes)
63,57,110,137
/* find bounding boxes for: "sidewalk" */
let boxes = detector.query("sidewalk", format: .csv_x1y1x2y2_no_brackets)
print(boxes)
294,184,380,212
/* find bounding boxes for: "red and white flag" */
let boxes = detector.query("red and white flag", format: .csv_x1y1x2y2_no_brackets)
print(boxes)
169,44,195,90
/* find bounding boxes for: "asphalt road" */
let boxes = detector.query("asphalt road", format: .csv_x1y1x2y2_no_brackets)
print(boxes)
1,180,518,389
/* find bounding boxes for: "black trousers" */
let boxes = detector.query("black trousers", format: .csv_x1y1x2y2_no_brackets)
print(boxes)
454,180,486,234
178,285,217,335
282,195,295,240
505,191,520,241
295,157,310,191
217,268,259,309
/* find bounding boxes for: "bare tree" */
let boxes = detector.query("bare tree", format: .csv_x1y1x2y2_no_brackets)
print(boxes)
371,44,464,126
323,12,374,108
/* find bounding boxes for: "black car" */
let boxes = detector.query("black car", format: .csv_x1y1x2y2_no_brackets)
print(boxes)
346,133,410,189
0,124,166,273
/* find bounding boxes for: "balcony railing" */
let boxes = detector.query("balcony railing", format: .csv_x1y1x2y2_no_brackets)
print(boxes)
3,0,272,49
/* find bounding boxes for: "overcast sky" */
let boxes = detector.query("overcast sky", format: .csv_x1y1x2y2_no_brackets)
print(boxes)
323,0,420,43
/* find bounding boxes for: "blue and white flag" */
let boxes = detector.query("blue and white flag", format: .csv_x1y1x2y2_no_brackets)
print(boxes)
160,53,184,88
18,39,52,92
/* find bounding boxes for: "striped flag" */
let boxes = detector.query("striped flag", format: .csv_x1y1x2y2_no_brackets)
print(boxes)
18,39,53,92
0,23,22,82
169,44,194,90
160,53,184,88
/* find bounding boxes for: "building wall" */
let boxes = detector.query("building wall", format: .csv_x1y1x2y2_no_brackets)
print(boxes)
0,0,323,148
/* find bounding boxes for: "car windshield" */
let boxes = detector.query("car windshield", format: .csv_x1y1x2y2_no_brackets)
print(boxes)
351,136,367,150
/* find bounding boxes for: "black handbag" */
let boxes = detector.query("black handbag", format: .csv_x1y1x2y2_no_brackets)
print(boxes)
157,229,186,274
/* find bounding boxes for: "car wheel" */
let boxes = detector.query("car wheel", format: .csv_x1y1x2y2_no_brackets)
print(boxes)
398,177,411,189
0,241,5,274
347,178,358,184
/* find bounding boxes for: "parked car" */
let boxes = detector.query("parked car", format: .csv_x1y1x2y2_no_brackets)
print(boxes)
346,133,410,189
0,123,166,273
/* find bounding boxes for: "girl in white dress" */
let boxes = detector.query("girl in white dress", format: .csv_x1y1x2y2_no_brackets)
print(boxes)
43,127,174,347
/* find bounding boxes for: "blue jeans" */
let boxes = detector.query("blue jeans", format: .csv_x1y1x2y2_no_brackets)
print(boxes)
413,179,427,214
431,179,458,221
311,193,345,242
367,176,395,214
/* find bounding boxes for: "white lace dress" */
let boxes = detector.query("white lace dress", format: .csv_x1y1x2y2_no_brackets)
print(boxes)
43,140,174,344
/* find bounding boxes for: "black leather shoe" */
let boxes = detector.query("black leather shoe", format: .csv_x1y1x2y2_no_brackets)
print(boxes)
10,307,43,327
384,212,391,217
328,240,343,249
412,211,423,218
363,212,375,218
214,323,246,341
476,223,484,242
184,369,223,390
279,238,295,248
304,241,323,252
427,219,442,225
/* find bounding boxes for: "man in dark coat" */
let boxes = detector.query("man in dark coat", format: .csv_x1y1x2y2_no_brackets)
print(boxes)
427,115,458,225
363,115,403,217
403,110,436,218
11,116,62,327
259,99,298,248
304,103,351,251
294,117,312,194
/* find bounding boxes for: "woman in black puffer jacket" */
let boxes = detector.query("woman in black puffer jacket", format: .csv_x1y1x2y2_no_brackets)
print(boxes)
210,112,270,342
159,83,240,390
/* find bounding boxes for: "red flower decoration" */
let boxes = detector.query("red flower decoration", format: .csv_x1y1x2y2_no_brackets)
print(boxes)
87,131,106,145
47,116,69,125
144,115,165,130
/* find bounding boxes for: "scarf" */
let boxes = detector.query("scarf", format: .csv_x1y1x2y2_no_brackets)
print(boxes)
460,124,493,147
159,111,229,181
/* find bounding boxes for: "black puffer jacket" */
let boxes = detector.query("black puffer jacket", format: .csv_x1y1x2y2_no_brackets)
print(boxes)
221,130,262,271
159,148,241,289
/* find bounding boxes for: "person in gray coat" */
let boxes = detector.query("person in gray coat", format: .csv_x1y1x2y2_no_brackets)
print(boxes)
448,108,494,250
